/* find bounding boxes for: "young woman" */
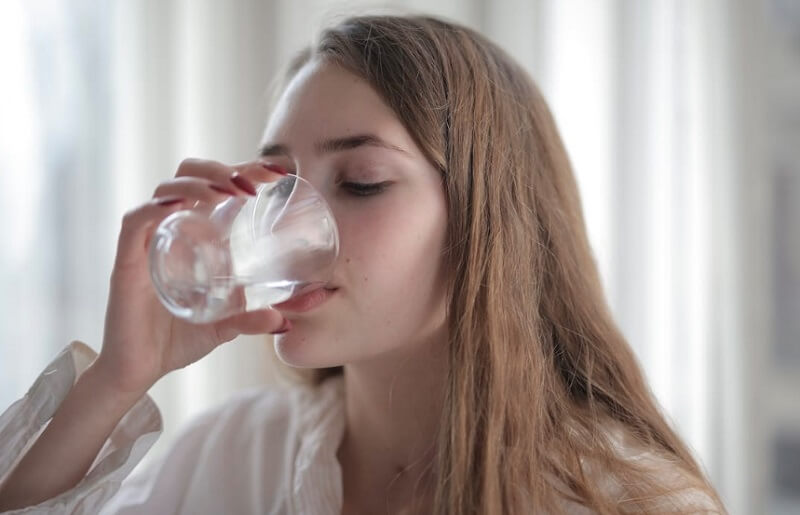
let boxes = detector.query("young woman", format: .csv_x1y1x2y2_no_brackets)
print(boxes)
0,14,725,514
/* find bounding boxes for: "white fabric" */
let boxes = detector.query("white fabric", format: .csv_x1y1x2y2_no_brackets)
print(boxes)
0,342,720,514
0,342,162,514
0,342,345,515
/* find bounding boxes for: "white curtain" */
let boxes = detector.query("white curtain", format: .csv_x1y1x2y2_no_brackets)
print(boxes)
0,1,767,512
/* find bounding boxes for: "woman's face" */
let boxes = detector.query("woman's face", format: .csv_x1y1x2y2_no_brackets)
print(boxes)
260,60,448,369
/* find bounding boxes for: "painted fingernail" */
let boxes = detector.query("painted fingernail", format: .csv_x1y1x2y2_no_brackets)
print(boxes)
209,184,238,196
156,197,185,206
231,172,257,196
261,163,289,175
269,318,292,334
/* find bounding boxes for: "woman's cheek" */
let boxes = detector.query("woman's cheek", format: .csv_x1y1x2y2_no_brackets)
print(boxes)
333,201,399,265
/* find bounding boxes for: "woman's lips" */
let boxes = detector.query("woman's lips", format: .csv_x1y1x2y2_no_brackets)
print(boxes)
272,286,338,313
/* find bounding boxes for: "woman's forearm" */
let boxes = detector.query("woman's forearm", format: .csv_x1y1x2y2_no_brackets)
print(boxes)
0,361,145,511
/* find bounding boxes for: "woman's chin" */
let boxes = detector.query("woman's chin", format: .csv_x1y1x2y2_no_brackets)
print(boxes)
273,332,342,369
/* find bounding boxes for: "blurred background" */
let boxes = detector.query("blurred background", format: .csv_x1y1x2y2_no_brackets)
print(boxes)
0,0,797,513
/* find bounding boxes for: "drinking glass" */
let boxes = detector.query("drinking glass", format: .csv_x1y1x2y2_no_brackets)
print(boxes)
148,174,339,323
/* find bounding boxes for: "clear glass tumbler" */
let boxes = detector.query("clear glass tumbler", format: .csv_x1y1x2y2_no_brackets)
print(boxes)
148,174,339,323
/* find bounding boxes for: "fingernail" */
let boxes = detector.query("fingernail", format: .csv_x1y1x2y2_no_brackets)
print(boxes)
261,163,289,175
156,197,185,206
270,318,292,335
231,173,257,196
209,184,238,196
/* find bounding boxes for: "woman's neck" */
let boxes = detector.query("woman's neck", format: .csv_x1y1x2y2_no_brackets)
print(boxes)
337,329,447,514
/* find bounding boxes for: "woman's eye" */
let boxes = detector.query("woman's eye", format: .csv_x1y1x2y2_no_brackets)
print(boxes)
341,181,390,197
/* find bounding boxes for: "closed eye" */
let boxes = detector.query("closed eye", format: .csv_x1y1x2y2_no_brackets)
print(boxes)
341,181,391,197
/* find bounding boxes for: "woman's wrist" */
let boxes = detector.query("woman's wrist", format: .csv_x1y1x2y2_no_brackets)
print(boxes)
80,358,153,411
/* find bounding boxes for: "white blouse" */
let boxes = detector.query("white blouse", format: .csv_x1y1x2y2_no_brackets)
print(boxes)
0,342,721,514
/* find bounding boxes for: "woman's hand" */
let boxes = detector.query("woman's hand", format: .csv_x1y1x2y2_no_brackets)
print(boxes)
0,159,293,511
93,158,290,397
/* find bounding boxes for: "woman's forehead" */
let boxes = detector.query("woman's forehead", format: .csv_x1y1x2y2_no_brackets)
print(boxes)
265,64,379,134
260,61,416,160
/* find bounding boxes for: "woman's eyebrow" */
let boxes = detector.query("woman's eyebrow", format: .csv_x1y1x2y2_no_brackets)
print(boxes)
259,142,291,157
259,134,409,158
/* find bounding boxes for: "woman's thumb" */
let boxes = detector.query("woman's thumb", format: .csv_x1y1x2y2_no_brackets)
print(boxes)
214,308,290,342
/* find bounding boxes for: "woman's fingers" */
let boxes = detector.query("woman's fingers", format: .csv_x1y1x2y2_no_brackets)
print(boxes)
232,161,289,184
152,176,239,204
114,197,189,270
174,158,288,195
213,308,290,343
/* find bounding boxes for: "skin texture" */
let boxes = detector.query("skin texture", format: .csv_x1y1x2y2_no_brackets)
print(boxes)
262,61,450,513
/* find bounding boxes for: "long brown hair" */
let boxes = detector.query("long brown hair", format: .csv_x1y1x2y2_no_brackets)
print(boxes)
276,14,724,514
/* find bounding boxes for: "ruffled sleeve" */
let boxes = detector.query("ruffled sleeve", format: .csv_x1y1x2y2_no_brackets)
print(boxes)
0,341,162,514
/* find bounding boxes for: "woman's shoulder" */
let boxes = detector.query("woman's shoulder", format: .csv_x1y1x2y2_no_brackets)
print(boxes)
181,375,345,444
597,421,724,513
549,419,723,513
189,374,344,445
103,379,344,513
115,376,346,509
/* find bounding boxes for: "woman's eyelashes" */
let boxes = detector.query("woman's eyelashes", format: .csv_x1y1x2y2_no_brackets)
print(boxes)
340,181,391,197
